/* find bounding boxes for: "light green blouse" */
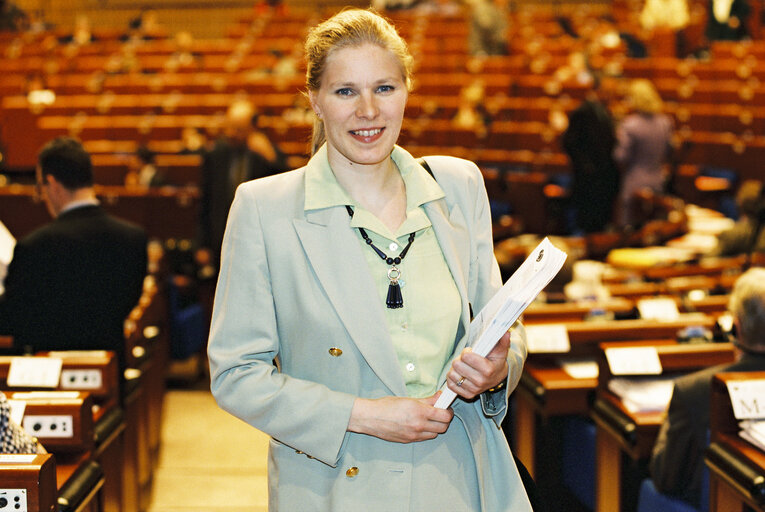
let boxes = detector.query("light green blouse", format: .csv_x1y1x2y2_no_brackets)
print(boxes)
304,146,462,398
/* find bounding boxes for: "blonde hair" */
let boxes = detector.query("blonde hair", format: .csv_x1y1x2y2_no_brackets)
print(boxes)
304,8,414,155
628,79,663,114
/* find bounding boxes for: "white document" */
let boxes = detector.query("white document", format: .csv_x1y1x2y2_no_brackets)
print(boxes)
435,237,568,409
7,399,26,426
526,324,571,353
605,346,663,376
637,297,680,321
726,379,765,420
559,357,600,379
0,220,16,294
739,419,765,452
7,357,63,388
608,376,676,413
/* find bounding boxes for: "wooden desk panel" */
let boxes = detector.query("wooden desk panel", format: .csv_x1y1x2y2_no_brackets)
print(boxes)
707,372,765,512
591,343,736,512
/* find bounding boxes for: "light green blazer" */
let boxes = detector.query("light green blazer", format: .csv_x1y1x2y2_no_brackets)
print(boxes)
208,145,532,511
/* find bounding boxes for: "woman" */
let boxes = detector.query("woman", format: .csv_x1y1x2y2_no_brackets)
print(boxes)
613,78,674,227
207,9,531,511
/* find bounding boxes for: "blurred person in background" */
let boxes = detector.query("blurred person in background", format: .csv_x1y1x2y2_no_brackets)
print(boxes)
613,78,674,228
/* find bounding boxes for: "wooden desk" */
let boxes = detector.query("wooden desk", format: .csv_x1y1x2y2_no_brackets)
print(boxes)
1,354,124,512
564,316,716,355
522,298,635,325
513,314,717,479
0,453,57,512
706,372,765,512
513,355,600,479
592,342,736,512
0,412,105,512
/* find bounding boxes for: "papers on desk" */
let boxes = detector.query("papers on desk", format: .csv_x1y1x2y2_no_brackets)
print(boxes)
726,379,765,420
434,237,567,409
739,420,765,453
7,399,26,426
637,297,680,321
0,220,15,295
608,376,676,413
558,357,599,379
526,324,570,353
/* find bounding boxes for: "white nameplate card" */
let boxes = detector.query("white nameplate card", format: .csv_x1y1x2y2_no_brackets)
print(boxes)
559,358,599,379
7,399,25,426
7,357,63,388
526,324,571,353
637,297,680,321
10,391,80,400
605,347,663,376
726,379,765,420
0,454,37,464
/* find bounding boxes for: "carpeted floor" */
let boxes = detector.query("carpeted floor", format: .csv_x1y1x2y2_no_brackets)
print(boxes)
147,389,270,512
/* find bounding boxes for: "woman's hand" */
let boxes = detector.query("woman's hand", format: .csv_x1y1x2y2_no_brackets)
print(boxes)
348,393,454,443
446,330,511,400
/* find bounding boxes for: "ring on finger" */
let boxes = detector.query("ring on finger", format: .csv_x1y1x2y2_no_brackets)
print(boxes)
457,376,466,387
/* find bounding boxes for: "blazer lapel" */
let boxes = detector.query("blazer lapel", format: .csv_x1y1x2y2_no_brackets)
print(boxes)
424,198,472,351
294,207,408,396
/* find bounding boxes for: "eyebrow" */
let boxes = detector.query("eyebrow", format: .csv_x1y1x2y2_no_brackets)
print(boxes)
327,77,404,89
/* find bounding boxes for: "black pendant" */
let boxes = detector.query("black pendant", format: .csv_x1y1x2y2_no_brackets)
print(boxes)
386,281,403,309
386,266,404,309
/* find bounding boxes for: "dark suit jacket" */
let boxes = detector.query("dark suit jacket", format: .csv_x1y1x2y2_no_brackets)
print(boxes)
562,98,620,233
199,139,288,258
650,351,765,508
0,204,147,372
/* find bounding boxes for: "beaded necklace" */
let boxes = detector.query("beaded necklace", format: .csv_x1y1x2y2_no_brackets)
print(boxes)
345,205,416,309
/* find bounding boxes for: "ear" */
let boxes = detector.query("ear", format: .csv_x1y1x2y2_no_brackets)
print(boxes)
308,90,321,119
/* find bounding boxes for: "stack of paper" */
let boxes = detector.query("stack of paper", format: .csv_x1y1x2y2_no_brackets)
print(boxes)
739,420,765,453
435,237,567,409
608,376,676,413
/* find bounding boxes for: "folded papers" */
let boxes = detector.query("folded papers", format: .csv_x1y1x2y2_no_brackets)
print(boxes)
435,237,567,409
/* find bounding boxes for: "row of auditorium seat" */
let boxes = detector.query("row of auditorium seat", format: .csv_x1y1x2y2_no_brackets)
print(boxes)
0,246,172,512
513,251,765,512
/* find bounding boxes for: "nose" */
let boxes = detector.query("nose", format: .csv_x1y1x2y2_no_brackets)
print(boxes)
356,92,379,119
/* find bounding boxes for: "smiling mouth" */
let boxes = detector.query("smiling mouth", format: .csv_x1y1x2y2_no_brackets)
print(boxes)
350,128,383,137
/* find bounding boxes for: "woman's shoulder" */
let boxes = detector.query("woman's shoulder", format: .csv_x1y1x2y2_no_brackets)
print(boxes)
235,167,306,214
421,155,483,185
238,167,305,197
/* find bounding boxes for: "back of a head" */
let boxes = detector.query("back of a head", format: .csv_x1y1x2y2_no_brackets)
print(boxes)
628,78,663,114
136,145,156,165
37,136,93,189
304,8,413,154
728,267,765,352
736,179,765,219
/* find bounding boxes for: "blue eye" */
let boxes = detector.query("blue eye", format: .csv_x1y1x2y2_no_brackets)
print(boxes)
377,85,395,93
335,88,354,96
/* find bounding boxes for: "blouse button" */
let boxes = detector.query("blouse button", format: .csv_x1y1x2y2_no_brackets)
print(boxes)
328,347,343,357
389,242,399,252
346,466,359,478
406,363,415,372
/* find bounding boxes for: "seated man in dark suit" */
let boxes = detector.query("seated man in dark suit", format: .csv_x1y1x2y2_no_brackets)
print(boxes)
0,137,147,374
650,267,765,508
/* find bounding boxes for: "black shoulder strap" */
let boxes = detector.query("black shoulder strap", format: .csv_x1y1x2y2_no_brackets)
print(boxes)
416,157,435,179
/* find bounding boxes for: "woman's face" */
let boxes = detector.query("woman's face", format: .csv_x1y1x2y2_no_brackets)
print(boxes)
309,43,408,171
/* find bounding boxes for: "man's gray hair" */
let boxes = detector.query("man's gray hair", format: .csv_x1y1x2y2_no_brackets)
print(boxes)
728,267,765,350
